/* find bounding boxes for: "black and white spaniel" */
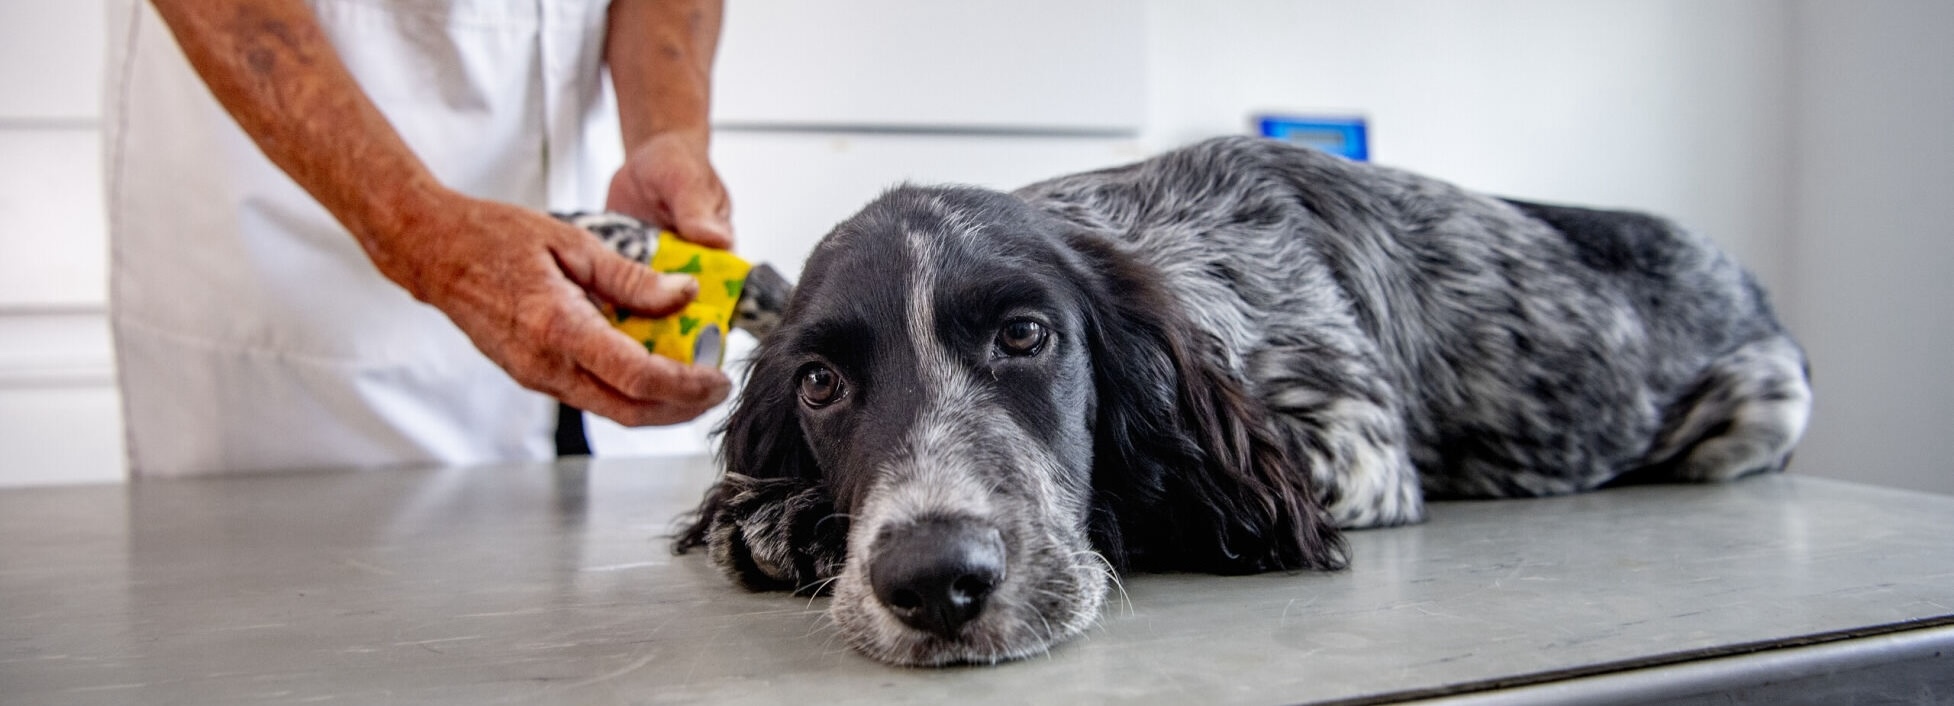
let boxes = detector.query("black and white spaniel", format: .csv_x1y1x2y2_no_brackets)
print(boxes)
663,137,1810,666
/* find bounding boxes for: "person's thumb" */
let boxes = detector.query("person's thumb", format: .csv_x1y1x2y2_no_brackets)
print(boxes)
671,196,734,250
584,244,699,319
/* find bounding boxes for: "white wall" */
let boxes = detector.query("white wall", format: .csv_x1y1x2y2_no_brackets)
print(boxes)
712,0,1144,133
1785,0,1954,496
1142,0,1793,290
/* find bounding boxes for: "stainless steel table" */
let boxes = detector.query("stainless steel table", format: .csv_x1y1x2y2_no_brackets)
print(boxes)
4,457,1951,705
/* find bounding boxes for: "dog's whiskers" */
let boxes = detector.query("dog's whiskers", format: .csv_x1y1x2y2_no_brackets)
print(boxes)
798,576,842,607
801,610,843,642
1064,547,1132,618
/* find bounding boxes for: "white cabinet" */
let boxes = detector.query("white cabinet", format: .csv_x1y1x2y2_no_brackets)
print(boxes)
0,2,122,486
714,0,1143,133
0,3,105,122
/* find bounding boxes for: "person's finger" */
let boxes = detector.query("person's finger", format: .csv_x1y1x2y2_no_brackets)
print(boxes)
672,212,733,250
499,298,727,426
595,251,700,317
544,332,730,426
544,294,731,413
670,189,733,250
563,366,727,427
603,168,657,225
553,229,701,317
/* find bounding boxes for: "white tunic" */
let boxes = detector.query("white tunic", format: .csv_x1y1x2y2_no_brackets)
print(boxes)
104,0,626,475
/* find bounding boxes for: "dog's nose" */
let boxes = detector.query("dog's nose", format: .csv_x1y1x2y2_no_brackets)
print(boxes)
869,520,1006,639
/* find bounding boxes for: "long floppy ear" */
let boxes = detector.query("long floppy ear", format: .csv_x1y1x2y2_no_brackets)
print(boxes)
1067,235,1347,575
672,333,847,595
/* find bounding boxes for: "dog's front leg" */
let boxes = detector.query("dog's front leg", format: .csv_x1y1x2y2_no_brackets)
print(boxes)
1249,341,1426,529
690,474,847,594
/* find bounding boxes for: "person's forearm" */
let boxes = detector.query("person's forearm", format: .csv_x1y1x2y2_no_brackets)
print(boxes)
605,0,723,148
149,0,450,294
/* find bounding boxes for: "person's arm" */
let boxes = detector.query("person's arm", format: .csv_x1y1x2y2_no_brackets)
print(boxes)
148,0,729,426
603,0,733,249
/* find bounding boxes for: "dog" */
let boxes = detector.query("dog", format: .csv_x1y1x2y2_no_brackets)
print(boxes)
666,136,1811,666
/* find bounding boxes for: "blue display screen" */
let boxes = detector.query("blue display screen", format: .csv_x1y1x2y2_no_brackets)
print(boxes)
1257,115,1369,161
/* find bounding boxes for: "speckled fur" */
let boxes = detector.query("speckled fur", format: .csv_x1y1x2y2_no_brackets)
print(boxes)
675,137,1811,666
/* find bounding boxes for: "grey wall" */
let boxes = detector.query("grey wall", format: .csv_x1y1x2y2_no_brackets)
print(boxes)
1787,1,1954,496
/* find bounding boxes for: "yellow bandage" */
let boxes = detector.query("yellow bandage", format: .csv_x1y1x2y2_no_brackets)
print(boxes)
609,232,753,367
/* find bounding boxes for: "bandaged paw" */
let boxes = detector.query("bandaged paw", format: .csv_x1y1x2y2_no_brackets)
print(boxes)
556,212,764,367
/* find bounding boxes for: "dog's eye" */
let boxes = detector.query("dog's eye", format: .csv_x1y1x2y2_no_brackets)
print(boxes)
797,364,845,407
996,319,1049,357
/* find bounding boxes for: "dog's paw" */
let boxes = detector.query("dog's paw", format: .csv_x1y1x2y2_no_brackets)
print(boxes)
700,474,847,594
553,210,656,264
732,263,791,341
553,211,793,343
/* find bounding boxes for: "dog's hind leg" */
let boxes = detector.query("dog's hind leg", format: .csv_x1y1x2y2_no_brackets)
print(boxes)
1640,335,1812,482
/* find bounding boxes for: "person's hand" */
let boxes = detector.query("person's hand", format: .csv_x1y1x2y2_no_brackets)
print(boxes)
606,129,734,249
372,188,731,426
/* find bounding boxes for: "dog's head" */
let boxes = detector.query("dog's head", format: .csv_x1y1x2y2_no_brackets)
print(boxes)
677,186,1344,666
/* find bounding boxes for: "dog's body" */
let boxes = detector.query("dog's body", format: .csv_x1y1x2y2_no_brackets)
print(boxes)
674,137,1810,666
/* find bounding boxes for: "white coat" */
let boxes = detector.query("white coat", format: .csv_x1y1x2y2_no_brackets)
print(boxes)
104,0,627,475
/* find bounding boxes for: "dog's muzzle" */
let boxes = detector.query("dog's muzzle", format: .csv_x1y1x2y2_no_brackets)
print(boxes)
869,519,1007,639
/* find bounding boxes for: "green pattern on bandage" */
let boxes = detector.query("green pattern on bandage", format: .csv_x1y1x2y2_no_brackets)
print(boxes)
724,278,744,299
673,254,703,274
679,315,700,335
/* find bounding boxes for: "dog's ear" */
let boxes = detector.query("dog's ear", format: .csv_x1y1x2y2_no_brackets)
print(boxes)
1067,235,1347,575
673,338,845,595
